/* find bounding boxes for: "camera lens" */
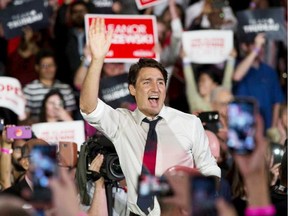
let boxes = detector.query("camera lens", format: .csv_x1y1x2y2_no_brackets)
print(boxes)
109,156,124,179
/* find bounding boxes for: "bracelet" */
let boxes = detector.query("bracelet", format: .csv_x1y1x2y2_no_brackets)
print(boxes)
0,147,13,154
252,47,261,55
245,204,276,216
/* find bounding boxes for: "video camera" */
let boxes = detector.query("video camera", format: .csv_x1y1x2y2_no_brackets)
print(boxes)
85,135,124,182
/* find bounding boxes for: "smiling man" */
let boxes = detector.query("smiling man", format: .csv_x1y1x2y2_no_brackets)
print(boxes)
80,18,220,216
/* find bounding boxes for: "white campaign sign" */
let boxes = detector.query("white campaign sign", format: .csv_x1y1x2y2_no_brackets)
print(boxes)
0,77,26,119
182,30,233,64
32,120,85,151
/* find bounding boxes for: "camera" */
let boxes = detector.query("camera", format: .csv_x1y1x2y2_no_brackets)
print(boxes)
86,135,124,182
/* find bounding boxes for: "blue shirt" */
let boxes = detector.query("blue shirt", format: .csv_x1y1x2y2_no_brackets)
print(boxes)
234,62,285,130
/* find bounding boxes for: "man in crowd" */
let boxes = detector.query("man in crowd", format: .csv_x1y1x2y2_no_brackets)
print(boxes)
233,33,285,132
80,18,220,216
23,49,76,123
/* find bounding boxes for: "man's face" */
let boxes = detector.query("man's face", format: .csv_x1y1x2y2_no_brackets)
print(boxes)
212,90,233,119
129,67,166,118
37,57,56,81
12,139,26,171
70,4,88,28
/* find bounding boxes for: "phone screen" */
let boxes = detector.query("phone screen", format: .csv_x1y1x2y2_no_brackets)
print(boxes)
191,176,217,216
0,118,4,132
227,98,256,154
137,174,173,197
30,145,58,203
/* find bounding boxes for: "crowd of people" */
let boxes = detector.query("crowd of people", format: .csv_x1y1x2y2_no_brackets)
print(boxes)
0,0,287,216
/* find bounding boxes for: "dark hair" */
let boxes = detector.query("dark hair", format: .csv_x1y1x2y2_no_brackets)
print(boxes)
39,89,65,122
195,65,222,85
69,0,89,14
35,49,55,66
128,58,168,86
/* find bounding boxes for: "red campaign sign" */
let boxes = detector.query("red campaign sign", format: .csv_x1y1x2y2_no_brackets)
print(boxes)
85,14,159,63
135,0,166,10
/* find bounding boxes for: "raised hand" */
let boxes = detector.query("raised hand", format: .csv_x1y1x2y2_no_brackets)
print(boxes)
254,33,266,49
88,18,113,61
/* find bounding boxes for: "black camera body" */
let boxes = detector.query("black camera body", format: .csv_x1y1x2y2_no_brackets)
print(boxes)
86,135,124,182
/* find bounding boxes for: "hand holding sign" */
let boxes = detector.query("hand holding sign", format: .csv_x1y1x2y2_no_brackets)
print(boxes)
88,18,113,61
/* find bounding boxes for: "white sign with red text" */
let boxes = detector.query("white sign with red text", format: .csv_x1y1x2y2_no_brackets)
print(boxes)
0,77,26,119
135,0,167,10
31,121,85,151
85,14,159,62
182,30,233,64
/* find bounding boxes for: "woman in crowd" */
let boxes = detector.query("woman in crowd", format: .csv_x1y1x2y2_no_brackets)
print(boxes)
39,89,73,123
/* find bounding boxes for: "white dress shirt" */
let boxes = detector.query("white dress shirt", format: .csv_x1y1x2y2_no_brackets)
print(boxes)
81,99,221,216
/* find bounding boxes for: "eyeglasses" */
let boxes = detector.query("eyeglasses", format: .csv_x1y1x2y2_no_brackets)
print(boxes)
40,64,56,69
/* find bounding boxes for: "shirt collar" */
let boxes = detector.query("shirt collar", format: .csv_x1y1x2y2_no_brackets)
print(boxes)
133,105,168,125
25,174,33,191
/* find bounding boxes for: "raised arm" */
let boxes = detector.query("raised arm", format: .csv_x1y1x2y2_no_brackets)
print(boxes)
79,18,113,114
221,48,236,90
233,33,265,81
0,126,14,190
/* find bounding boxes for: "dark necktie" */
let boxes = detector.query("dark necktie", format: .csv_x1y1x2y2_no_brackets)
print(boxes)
137,117,161,215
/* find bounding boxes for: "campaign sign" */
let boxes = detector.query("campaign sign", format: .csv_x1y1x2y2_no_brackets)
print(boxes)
0,0,49,39
99,73,135,108
135,0,167,10
32,121,85,151
182,30,233,64
0,77,26,119
85,14,159,62
236,7,286,42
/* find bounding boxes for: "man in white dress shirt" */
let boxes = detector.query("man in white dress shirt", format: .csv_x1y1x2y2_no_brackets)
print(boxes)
80,18,221,216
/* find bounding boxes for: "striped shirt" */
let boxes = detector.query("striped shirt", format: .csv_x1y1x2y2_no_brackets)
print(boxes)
23,79,77,117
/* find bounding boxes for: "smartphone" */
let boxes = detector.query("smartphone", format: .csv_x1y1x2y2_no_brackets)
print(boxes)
0,118,4,132
198,111,219,123
6,126,32,139
270,143,285,165
137,174,173,197
30,145,58,203
58,142,78,168
227,97,257,154
191,176,217,216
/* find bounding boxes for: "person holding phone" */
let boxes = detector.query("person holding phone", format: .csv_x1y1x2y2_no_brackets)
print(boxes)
39,89,74,123
0,125,28,191
80,18,220,216
1,138,49,202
